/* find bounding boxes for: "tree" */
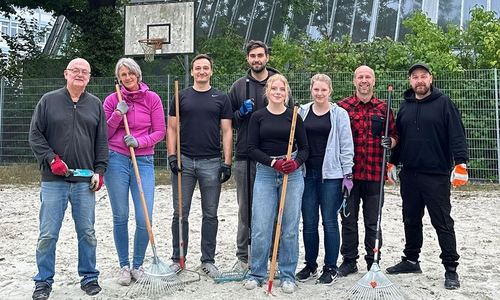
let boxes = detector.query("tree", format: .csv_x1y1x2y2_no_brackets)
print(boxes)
0,0,124,77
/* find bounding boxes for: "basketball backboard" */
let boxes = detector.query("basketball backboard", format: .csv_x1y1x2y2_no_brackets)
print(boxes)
124,1,195,57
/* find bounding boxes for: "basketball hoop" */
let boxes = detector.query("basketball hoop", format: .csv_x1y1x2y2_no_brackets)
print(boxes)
138,39,162,62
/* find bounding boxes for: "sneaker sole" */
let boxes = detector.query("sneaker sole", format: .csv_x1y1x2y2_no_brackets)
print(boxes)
296,273,318,283
386,269,422,274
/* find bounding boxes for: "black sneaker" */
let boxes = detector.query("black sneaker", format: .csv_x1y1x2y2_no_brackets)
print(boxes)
386,257,422,274
81,280,102,296
444,267,460,289
316,266,337,285
295,264,318,282
32,282,52,300
337,261,358,277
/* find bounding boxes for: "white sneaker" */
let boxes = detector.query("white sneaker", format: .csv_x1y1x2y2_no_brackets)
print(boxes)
131,266,145,282
201,262,221,278
281,281,296,294
117,266,131,286
169,262,182,274
243,278,259,290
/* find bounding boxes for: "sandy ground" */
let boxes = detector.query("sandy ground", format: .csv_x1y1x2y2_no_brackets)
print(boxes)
0,183,499,300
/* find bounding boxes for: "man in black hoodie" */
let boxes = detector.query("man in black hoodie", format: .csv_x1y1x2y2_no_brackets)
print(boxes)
228,40,293,270
386,63,468,290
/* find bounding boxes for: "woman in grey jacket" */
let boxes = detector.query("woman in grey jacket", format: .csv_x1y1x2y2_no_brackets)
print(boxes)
296,74,354,285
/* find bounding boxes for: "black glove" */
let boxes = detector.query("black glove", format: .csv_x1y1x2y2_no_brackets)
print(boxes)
381,136,392,150
168,155,182,175
219,163,232,183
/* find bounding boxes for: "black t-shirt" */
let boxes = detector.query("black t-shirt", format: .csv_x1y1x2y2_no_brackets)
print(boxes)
169,87,233,158
304,110,331,169
248,107,309,166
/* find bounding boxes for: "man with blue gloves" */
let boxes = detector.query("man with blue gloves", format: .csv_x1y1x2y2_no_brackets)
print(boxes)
228,40,293,270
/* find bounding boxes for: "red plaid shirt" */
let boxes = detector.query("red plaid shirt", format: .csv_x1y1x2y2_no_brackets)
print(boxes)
338,93,398,181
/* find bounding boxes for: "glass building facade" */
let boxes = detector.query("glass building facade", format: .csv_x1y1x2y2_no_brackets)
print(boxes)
142,0,499,45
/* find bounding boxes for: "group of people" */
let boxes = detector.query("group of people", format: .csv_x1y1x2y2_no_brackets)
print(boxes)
27,39,469,300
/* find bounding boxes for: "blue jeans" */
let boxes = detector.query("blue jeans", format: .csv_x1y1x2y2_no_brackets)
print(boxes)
171,155,221,264
104,151,155,269
34,181,99,286
248,162,304,284
301,168,342,269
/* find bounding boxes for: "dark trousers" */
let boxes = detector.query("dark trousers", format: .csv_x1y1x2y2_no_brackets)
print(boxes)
340,180,382,266
399,169,460,268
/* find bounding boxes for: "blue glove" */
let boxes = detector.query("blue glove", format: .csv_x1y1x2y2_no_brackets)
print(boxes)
123,134,139,148
239,99,254,115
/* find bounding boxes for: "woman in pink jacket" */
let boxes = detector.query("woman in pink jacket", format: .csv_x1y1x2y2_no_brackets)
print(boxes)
103,58,166,286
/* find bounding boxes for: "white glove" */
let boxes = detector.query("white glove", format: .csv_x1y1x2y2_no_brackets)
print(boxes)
450,163,468,187
89,173,103,191
387,163,398,184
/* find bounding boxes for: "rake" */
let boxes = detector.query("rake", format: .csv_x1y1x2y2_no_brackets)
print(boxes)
266,106,298,295
112,81,183,298
346,86,404,300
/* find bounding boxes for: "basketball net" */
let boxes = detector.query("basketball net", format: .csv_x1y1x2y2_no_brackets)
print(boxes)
139,39,162,62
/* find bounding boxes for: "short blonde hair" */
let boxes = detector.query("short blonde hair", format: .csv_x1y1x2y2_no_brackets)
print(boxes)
264,74,292,106
310,73,333,91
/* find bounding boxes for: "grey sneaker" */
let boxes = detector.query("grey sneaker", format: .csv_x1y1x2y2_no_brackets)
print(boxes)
32,282,51,300
169,262,182,274
117,265,131,286
131,266,145,282
201,262,221,278
243,278,260,290
233,259,248,272
386,257,422,274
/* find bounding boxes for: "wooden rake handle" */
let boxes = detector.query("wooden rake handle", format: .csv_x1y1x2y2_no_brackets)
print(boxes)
267,106,298,295
174,79,185,269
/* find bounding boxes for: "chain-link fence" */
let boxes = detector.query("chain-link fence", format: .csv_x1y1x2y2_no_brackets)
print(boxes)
1,70,499,182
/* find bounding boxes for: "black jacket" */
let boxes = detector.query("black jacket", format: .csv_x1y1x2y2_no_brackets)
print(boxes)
29,87,109,181
228,67,294,160
390,84,468,175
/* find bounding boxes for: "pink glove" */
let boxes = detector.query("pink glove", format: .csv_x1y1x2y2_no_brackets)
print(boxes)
282,159,300,174
50,154,68,176
342,174,353,196
89,173,103,191
272,159,286,174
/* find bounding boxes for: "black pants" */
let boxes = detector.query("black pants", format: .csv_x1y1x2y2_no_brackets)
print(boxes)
399,169,460,268
340,180,382,266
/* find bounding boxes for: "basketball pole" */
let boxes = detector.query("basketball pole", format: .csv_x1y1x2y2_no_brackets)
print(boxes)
184,55,189,89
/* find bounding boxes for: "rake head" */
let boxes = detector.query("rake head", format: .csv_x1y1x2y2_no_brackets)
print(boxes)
346,263,404,300
214,269,249,282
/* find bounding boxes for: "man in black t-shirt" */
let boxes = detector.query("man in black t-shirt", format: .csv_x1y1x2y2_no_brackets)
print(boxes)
166,54,233,278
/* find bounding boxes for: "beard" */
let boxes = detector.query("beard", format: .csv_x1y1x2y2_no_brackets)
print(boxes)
251,63,266,73
414,85,430,97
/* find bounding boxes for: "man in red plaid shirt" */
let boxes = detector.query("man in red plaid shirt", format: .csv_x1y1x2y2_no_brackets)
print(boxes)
336,65,398,276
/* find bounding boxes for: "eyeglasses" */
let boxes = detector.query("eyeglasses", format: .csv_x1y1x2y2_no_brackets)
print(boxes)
66,68,91,76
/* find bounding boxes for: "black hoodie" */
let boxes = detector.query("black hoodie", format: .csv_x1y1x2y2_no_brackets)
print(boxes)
389,84,468,175
228,67,294,160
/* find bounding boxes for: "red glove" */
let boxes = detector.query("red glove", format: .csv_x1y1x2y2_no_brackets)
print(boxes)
282,159,300,174
450,163,468,188
272,159,286,174
50,154,68,176
89,173,103,191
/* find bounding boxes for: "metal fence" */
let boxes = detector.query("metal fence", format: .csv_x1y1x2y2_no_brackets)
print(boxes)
1,70,499,183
